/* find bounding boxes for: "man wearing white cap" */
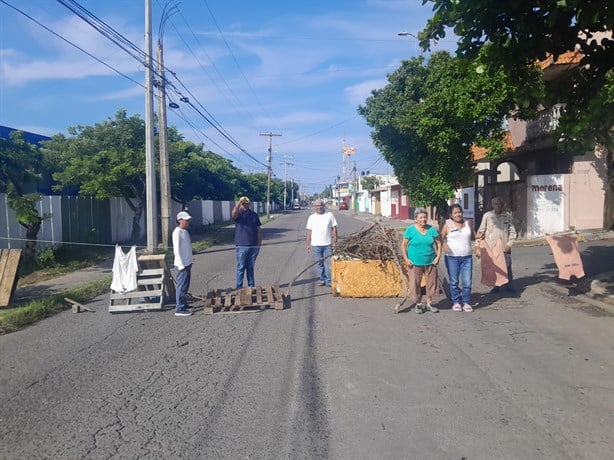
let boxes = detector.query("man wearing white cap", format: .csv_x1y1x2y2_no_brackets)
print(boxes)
173,211,193,316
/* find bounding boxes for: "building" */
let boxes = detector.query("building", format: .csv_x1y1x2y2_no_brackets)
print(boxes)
471,51,609,238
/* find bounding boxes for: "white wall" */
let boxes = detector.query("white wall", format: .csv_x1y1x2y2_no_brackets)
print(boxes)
526,174,566,238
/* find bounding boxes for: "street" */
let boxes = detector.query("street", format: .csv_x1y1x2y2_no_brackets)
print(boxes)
1,211,613,459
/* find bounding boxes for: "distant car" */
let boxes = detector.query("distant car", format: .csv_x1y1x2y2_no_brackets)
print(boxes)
293,203,301,210
338,202,348,210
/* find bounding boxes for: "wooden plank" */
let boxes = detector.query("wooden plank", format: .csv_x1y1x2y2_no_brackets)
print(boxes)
65,297,93,313
137,254,175,299
0,249,22,308
271,285,284,310
256,286,263,305
110,289,163,299
238,287,252,306
109,302,163,312
265,285,274,306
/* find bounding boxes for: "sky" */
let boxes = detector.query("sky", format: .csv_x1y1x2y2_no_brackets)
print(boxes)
0,0,454,196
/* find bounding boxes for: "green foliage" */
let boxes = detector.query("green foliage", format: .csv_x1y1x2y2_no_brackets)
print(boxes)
361,176,380,190
35,246,57,268
421,0,614,152
0,131,47,260
359,51,520,210
0,276,111,335
43,109,147,199
0,131,42,194
169,139,243,203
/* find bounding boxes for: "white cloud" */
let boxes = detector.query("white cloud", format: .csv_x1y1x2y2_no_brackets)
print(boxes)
345,78,388,106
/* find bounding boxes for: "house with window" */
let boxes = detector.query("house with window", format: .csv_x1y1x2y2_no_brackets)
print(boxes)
469,51,609,239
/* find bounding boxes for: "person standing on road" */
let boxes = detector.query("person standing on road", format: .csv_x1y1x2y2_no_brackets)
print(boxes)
173,211,194,316
477,196,518,293
441,204,478,312
306,199,338,287
399,207,442,314
232,196,262,288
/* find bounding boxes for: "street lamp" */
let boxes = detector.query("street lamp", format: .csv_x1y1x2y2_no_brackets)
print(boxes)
397,31,419,40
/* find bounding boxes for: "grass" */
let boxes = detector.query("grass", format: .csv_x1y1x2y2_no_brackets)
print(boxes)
0,216,277,335
0,276,112,335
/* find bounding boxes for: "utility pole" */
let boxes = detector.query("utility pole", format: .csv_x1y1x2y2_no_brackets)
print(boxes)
280,155,294,209
144,0,158,251
353,160,358,214
156,4,177,250
260,132,281,219
156,34,170,249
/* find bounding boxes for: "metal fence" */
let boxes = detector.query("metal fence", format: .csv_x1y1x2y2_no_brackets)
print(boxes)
0,194,271,251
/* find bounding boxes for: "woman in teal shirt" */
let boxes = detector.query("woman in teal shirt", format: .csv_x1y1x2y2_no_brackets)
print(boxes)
398,207,442,314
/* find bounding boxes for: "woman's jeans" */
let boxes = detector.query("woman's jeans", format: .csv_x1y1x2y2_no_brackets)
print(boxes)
312,245,333,285
445,255,473,304
175,264,192,312
236,246,260,288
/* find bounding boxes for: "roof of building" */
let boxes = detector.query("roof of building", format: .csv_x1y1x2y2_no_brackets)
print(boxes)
0,125,51,146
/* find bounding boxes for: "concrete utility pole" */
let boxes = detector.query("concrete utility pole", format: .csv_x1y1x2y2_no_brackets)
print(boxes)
156,4,177,250
144,0,158,251
260,132,282,219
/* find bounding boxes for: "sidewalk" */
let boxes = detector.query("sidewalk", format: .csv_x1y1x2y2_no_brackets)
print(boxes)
8,213,614,312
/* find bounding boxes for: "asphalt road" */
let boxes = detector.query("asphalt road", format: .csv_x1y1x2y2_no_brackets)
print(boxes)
1,211,613,459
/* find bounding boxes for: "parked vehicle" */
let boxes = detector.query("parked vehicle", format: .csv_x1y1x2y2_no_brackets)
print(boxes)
293,203,301,210
339,202,348,210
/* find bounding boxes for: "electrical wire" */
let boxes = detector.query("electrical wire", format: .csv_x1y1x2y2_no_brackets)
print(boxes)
0,0,144,88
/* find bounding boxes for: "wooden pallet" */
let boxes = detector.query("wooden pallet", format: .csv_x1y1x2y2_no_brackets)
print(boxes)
204,285,287,314
109,268,165,312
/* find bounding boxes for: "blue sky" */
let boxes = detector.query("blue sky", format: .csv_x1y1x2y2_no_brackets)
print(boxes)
0,0,452,195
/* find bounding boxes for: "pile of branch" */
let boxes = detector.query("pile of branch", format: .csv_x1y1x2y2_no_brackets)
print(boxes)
336,222,404,264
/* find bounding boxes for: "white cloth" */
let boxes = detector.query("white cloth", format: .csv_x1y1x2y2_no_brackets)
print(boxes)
110,245,138,293
172,226,193,270
306,212,337,246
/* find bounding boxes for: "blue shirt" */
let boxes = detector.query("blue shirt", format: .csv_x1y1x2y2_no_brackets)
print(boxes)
404,224,439,266
234,210,261,246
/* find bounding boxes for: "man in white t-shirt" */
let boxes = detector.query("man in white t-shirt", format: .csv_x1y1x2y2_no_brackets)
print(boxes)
305,199,338,287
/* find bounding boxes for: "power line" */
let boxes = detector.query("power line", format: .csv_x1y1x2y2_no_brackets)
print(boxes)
0,0,144,88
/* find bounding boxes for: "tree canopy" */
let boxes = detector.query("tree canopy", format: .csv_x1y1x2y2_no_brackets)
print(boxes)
0,131,45,260
42,110,288,240
421,0,614,154
359,51,523,210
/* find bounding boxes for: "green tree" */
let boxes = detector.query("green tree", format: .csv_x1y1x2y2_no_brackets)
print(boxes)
43,110,149,242
359,52,524,211
421,0,614,226
361,176,380,191
167,130,244,205
0,131,46,261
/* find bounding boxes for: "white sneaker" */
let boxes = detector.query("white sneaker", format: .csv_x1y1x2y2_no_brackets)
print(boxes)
175,309,193,316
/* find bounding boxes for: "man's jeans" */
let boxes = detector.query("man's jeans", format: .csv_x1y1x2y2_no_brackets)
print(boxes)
175,264,192,312
312,245,333,285
236,246,260,288
444,255,473,304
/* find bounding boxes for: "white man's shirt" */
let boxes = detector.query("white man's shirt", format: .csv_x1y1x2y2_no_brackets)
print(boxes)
306,212,337,246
